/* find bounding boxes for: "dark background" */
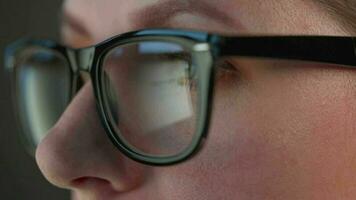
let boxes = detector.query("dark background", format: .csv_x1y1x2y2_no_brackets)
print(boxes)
0,0,70,199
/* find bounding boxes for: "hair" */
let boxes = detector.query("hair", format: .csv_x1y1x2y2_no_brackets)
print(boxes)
315,0,356,34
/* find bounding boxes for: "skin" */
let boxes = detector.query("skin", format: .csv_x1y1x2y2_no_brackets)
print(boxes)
35,0,356,199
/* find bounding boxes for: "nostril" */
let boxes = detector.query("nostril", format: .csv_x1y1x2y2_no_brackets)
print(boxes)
71,177,120,197
71,177,111,188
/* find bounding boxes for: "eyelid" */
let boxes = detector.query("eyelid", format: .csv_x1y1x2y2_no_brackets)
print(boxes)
225,57,262,81
214,58,242,81
215,58,238,73
156,52,191,61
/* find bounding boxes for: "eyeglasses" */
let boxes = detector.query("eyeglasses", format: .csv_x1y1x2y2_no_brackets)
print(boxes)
4,28,356,165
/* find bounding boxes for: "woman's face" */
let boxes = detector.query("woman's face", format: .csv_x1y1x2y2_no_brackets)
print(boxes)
35,0,356,199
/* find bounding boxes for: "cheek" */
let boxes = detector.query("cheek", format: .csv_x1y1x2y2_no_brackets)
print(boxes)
158,66,356,199
217,67,356,198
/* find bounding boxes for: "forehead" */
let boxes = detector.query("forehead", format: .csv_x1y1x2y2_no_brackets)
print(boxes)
62,0,346,45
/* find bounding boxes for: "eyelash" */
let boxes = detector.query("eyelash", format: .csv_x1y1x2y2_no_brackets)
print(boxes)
214,59,240,80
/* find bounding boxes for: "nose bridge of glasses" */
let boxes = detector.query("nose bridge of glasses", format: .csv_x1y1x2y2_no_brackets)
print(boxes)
66,47,95,73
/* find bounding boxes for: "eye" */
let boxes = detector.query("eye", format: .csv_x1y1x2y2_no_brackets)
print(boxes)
214,59,241,82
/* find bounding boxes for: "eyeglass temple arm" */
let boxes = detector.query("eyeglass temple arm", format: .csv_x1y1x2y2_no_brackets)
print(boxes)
215,36,356,67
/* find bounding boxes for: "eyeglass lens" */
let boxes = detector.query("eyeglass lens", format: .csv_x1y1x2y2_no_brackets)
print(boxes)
101,41,200,157
15,47,71,146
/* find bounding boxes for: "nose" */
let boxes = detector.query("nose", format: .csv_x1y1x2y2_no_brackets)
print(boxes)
35,81,147,192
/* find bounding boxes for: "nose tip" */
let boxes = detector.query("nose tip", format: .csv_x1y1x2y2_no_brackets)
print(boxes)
35,127,78,189
35,127,146,191
35,83,147,191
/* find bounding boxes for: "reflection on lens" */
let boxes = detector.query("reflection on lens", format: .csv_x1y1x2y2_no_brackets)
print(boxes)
102,41,199,157
16,47,71,146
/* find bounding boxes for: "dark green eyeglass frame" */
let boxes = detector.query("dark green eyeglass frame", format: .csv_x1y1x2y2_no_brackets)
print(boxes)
5,28,356,166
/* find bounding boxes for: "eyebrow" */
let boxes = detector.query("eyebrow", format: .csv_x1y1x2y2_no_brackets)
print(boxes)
61,11,92,42
61,0,244,45
133,0,242,30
